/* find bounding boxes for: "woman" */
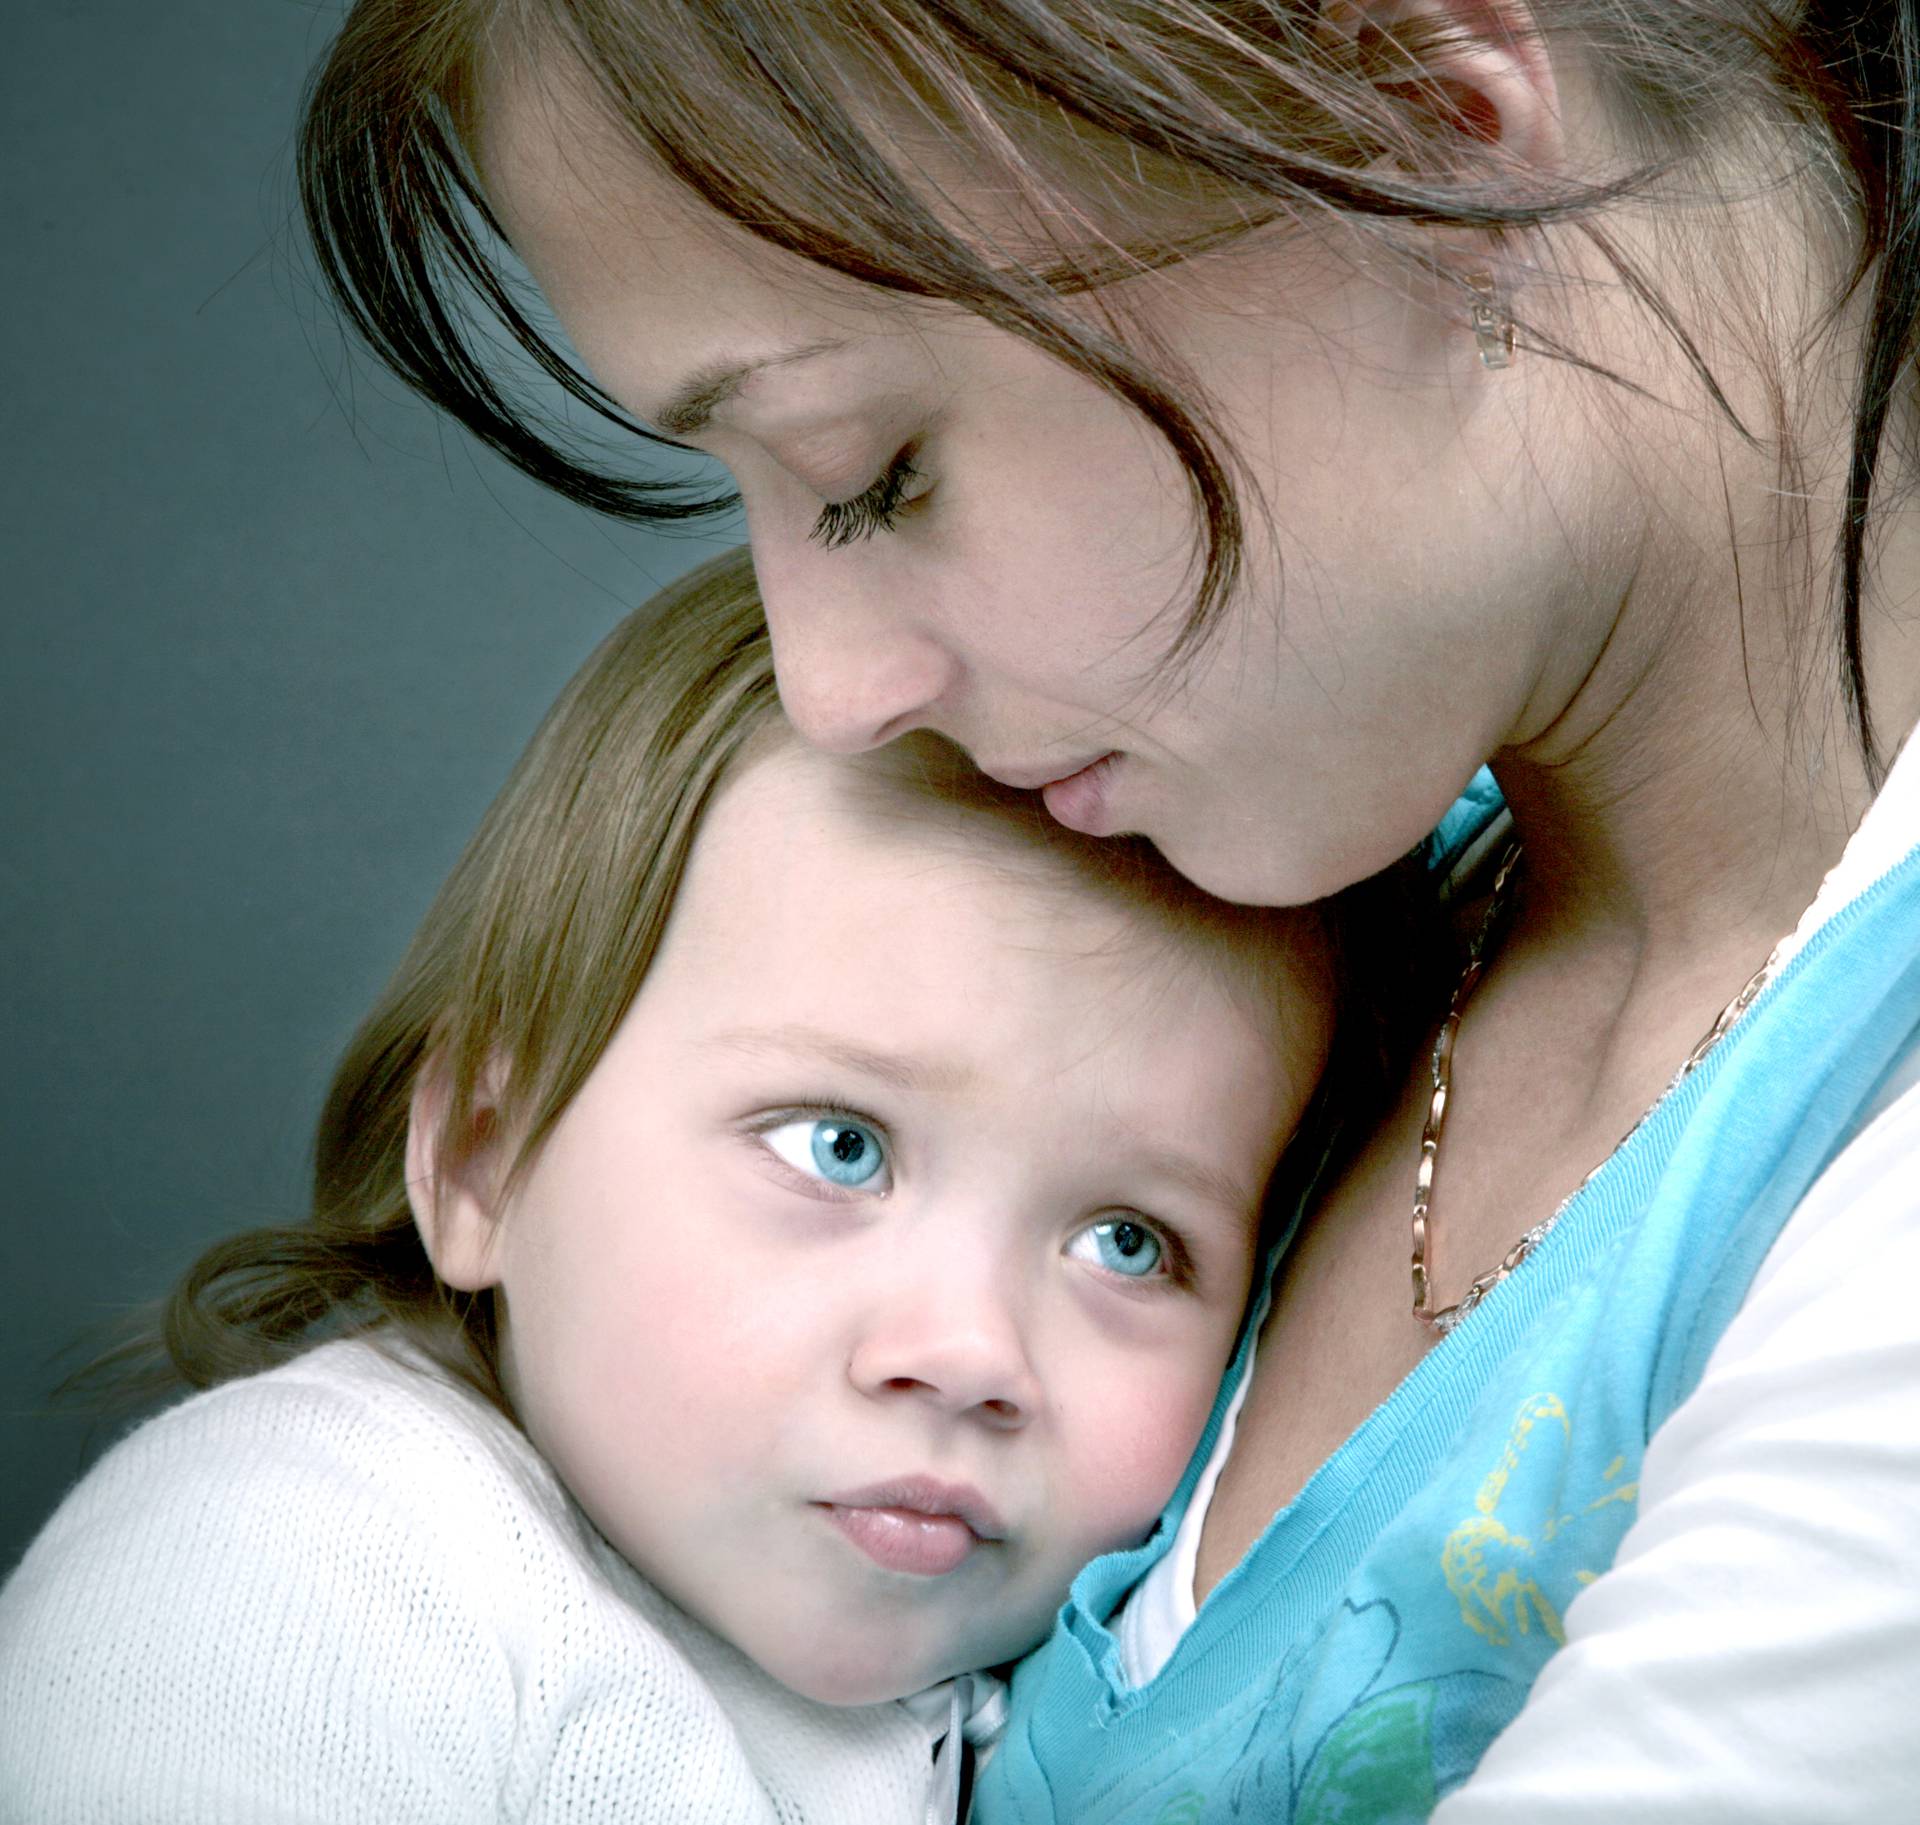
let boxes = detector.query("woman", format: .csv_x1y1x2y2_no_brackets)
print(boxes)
298,3,1920,1816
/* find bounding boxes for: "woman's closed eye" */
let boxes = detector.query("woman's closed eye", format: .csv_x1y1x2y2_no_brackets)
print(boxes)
758,1112,892,1194
809,447,929,549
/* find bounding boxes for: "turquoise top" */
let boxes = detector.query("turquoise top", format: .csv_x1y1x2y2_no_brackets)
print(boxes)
972,803,1920,1825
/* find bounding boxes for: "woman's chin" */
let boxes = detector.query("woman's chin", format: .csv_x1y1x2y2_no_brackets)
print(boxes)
1145,829,1319,909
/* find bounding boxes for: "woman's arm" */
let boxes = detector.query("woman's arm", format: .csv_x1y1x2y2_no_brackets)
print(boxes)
1430,1060,1920,1824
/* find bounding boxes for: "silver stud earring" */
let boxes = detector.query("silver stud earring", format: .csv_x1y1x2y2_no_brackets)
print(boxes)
1466,271,1514,369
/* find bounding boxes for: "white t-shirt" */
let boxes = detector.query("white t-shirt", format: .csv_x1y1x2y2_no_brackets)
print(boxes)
0,1337,959,1824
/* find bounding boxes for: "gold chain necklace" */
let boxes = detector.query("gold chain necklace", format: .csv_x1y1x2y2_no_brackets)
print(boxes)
1412,844,1781,1335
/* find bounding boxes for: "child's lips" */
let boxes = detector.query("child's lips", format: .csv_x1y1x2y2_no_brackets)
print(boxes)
815,1475,1006,1577
820,1503,982,1576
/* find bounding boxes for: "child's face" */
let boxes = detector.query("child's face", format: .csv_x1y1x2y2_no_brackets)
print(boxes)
438,742,1326,1705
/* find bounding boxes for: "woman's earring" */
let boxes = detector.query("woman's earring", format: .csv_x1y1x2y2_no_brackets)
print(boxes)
1466,272,1514,369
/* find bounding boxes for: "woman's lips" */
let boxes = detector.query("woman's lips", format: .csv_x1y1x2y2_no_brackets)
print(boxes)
1040,753,1120,836
816,1476,1005,1577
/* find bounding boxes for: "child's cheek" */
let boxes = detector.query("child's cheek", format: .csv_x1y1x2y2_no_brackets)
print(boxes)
1064,1376,1223,1554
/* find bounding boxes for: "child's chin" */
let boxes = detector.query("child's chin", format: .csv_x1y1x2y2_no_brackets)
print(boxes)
757,1637,952,1709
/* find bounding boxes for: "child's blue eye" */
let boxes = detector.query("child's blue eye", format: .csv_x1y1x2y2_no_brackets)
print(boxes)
762,1116,889,1189
1068,1218,1166,1279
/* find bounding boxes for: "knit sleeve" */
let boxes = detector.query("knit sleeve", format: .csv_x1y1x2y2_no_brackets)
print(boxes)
1428,1060,1920,1825
0,1353,519,1825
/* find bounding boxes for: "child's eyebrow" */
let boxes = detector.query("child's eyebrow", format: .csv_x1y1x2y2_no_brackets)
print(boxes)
706,1023,1264,1219
1125,1147,1263,1226
703,1024,973,1095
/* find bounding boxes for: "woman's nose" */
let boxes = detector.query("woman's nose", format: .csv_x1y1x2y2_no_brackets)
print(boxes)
756,556,962,754
846,1282,1042,1431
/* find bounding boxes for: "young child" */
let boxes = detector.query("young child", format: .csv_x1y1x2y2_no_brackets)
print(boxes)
0,549,1350,1823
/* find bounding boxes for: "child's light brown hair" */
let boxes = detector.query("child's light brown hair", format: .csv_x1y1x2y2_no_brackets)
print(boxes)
110,548,1428,1411
142,549,783,1401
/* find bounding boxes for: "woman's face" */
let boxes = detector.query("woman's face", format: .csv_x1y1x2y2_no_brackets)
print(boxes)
480,67,1617,905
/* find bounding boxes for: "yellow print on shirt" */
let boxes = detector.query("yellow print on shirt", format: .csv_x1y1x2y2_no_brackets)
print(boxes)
1440,1393,1639,1648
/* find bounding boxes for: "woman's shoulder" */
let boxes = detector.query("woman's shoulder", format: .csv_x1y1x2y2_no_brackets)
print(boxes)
1418,1050,1920,1823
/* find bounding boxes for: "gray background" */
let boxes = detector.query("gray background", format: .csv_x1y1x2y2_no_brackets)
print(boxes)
3,2,730,1573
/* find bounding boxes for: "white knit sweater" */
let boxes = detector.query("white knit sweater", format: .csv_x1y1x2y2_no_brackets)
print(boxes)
0,1338,945,1823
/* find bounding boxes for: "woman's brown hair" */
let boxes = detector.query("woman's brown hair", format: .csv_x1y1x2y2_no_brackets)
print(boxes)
299,1,1919,762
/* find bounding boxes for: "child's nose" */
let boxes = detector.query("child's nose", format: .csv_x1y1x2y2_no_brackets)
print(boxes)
845,1284,1041,1430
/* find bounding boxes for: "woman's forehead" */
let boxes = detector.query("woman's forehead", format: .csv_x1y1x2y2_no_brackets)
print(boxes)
474,204,968,448
467,36,1166,427
473,56,857,390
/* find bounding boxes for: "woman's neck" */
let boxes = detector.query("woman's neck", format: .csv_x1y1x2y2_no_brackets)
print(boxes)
1491,416,1920,999
1478,160,1920,974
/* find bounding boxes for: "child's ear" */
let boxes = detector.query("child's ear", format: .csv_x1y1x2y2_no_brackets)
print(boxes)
405,1057,509,1293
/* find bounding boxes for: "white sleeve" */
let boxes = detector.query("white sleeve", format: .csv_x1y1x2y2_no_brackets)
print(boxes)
0,1370,515,1825
1430,1062,1920,1825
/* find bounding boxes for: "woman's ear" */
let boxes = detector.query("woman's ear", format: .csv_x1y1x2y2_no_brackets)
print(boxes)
1321,0,1564,172
405,1058,509,1293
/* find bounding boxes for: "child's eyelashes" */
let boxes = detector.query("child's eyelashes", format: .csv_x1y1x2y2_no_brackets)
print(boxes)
1064,1216,1193,1291
754,1109,893,1197
809,447,930,549
744,1109,1199,1291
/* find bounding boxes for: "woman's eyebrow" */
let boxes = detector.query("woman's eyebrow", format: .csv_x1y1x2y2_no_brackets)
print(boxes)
653,338,848,435
702,1023,972,1094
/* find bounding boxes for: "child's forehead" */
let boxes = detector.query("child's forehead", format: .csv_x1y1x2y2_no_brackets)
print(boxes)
696,734,1319,1007
700,737,1124,925
715,735,1173,919
644,738,1314,1144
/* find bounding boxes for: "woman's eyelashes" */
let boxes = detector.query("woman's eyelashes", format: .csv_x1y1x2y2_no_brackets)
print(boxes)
809,446,928,549
757,1111,892,1195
